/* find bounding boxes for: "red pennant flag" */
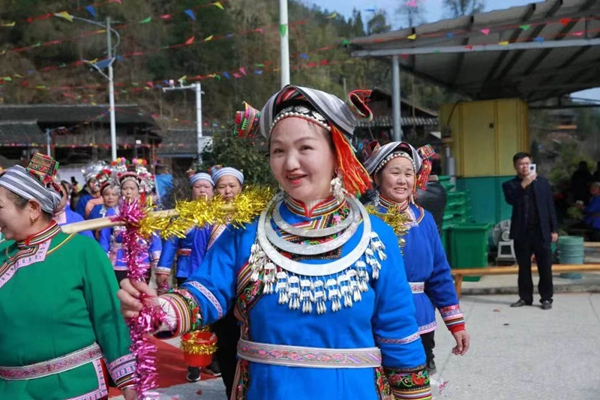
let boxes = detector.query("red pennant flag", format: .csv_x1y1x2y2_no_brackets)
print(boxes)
320,59,328,65
233,73,242,78
465,45,474,50
559,18,571,26
185,36,195,45
239,67,246,75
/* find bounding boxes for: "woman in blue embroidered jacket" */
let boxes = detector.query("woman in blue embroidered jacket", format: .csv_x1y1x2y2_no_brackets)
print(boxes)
364,141,470,374
89,168,120,242
99,159,162,283
118,86,432,400
156,169,215,292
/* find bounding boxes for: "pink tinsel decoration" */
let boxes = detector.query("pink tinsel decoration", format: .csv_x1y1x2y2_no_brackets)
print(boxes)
113,199,164,398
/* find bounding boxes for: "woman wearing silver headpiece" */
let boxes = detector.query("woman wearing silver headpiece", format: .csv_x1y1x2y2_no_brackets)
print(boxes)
0,153,136,400
364,141,470,375
118,86,431,399
75,160,107,219
98,159,162,283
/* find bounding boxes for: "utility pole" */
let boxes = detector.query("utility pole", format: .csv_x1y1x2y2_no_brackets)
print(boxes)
54,13,120,160
279,0,290,87
46,129,52,156
107,17,117,161
163,81,204,162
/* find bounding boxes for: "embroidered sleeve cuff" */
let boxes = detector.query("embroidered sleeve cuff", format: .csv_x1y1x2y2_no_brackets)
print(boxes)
440,304,465,332
448,322,466,333
157,289,202,337
157,294,189,337
376,332,420,345
107,354,136,390
384,365,432,400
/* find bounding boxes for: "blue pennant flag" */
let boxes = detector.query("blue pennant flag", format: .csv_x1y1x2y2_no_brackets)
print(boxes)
85,6,97,18
184,9,196,21
223,72,231,79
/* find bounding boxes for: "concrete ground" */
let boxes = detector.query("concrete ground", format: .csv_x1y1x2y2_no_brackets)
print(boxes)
114,290,600,399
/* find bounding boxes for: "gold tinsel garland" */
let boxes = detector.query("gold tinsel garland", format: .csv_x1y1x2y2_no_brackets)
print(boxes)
140,187,275,239
180,331,218,355
366,204,414,249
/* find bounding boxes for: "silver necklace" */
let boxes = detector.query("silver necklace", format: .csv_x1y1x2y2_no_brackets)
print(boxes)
264,203,360,255
256,195,372,277
272,197,355,238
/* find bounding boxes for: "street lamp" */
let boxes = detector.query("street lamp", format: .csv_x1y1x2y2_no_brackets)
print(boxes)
55,14,120,161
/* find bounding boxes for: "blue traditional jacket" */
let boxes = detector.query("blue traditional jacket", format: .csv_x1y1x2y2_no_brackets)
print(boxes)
157,227,210,278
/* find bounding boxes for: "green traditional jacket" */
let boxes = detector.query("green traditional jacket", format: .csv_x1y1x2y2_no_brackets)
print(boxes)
0,222,135,399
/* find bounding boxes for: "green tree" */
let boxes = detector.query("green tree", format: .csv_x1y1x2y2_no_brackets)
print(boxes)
201,133,276,187
366,11,391,35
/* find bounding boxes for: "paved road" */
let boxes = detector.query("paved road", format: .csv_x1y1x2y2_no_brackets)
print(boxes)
115,293,600,399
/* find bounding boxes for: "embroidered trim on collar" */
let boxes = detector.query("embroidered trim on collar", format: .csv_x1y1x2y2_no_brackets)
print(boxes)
19,221,61,248
284,195,345,218
378,194,410,213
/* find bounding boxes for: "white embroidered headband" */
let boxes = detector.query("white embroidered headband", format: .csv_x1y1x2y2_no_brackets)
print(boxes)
269,105,331,135
373,151,416,174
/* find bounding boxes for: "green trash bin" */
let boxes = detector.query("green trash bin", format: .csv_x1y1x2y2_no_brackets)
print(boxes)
449,223,491,282
558,236,585,279
441,224,453,261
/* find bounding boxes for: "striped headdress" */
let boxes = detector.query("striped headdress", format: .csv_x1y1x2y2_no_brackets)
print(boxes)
0,153,63,213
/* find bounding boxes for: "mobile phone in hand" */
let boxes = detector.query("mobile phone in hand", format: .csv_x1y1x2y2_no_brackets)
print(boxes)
529,164,536,174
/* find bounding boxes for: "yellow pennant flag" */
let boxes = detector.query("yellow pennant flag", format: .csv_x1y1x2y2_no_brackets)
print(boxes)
13,74,23,78
0,50,6,55
326,12,337,19
498,41,510,46
2,21,16,27
204,35,214,42
178,75,187,82
407,34,417,40
55,11,74,22
213,1,224,10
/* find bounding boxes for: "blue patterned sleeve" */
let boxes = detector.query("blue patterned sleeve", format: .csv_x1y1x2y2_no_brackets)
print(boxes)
148,234,162,269
370,217,432,399
422,213,465,332
156,237,179,275
179,223,255,325
370,217,426,368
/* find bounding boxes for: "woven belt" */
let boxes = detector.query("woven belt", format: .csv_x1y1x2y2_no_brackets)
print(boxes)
177,248,192,256
409,282,425,294
0,343,102,380
237,339,381,368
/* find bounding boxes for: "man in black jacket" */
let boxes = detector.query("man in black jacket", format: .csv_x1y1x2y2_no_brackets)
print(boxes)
502,152,558,310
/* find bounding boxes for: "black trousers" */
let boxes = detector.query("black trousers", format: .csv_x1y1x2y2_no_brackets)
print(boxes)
514,226,554,303
420,331,435,369
212,308,240,399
